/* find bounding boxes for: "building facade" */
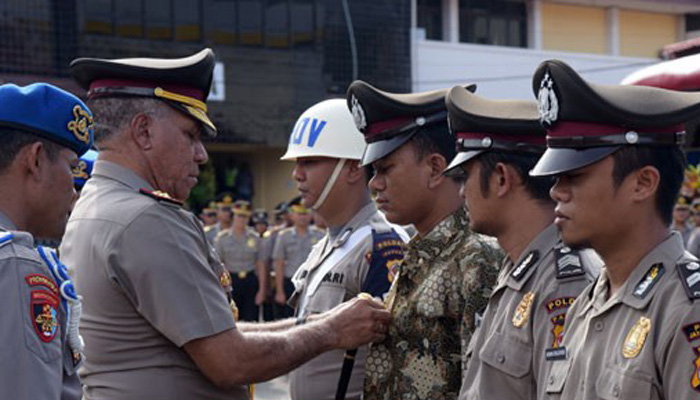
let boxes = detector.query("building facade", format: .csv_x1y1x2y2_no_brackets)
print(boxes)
0,0,412,212
413,0,700,99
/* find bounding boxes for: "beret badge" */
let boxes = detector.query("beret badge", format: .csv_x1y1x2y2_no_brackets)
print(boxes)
350,95,367,131
538,72,559,127
67,104,94,145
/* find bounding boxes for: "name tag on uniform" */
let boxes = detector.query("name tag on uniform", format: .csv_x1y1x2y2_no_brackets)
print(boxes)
545,347,567,361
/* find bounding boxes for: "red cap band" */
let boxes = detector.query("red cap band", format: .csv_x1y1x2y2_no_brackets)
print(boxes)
455,131,545,145
547,121,684,138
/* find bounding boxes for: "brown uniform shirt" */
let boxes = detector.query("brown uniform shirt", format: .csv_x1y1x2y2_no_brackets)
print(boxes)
545,232,700,400
215,228,263,274
60,161,246,400
0,213,82,400
272,226,325,278
460,224,601,400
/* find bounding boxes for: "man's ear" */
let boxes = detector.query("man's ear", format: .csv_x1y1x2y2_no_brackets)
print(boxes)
130,113,154,150
630,165,660,203
19,142,46,182
426,153,449,189
494,162,521,198
345,160,366,184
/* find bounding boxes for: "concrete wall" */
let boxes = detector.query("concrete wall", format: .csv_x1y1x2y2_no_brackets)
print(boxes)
412,37,656,99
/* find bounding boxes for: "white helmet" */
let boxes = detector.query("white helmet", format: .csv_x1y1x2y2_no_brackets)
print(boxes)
281,99,365,161
281,99,367,210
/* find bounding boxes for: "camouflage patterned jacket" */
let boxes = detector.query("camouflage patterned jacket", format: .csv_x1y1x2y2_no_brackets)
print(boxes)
364,207,502,400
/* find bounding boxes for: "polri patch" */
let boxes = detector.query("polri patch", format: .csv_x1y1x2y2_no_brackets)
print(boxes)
684,322,700,343
511,251,539,281
555,245,584,279
678,261,700,300
550,314,565,348
632,263,664,299
546,297,576,314
25,274,59,296
692,345,700,392
31,290,59,343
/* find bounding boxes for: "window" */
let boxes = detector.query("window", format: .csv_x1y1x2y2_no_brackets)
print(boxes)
174,0,201,41
417,0,442,40
458,0,526,47
115,0,142,37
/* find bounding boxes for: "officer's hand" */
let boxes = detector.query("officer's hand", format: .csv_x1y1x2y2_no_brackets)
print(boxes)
275,291,287,305
255,290,265,306
323,295,391,350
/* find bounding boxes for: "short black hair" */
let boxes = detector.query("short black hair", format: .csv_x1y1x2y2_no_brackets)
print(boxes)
611,145,685,226
0,127,61,173
478,152,555,204
409,120,456,163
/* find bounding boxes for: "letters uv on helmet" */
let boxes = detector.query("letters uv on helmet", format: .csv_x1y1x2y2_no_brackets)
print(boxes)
281,99,366,161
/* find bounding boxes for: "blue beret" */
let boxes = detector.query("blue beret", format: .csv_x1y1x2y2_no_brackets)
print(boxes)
0,83,94,156
72,149,98,189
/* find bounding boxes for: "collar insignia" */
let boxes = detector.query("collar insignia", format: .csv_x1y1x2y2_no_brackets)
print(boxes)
632,263,664,298
511,250,539,281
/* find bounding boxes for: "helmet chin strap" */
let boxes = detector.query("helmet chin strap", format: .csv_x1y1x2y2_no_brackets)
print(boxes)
311,158,346,210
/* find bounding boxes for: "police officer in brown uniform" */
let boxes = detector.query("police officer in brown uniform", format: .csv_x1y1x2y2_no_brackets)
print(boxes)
205,195,234,243
272,198,324,319
440,87,601,400
347,82,503,400
0,83,94,399
59,49,392,400
215,199,266,322
529,60,700,400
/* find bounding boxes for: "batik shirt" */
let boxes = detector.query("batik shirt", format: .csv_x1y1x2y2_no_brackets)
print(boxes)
364,207,502,400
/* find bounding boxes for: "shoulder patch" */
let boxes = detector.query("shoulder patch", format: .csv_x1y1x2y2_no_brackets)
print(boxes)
139,188,183,207
555,245,585,279
633,263,665,299
511,250,539,281
683,321,700,342
678,261,700,300
25,274,59,296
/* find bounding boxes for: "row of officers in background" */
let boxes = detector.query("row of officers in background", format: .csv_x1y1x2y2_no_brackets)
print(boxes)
202,196,324,321
5,45,700,400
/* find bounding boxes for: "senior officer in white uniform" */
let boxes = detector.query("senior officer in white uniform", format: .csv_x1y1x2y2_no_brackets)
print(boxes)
282,99,409,400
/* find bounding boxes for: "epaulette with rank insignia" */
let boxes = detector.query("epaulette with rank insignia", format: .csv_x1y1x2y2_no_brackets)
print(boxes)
678,261,700,300
555,245,585,279
139,188,183,207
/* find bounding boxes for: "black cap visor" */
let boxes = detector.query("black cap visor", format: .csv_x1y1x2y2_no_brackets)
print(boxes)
361,130,417,166
530,146,619,177
443,150,485,177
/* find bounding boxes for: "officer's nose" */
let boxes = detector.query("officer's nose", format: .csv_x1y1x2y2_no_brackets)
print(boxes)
194,139,208,164
549,177,570,203
292,162,305,182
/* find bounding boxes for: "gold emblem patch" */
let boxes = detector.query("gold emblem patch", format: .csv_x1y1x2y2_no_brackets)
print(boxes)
512,291,536,328
691,346,700,392
622,316,651,358
67,105,93,144
71,160,89,179
247,238,256,248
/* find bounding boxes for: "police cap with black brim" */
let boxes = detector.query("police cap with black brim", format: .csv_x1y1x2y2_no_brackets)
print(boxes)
530,59,700,177
443,85,545,177
346,80,476,166
70,49,217,137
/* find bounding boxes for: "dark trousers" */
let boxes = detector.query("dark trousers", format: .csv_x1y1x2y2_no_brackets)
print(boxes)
231,271,259,322
274,277,296,320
